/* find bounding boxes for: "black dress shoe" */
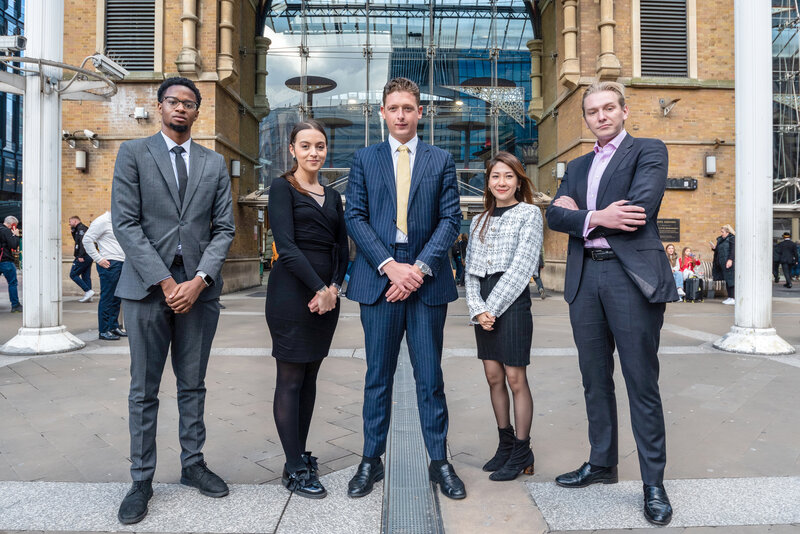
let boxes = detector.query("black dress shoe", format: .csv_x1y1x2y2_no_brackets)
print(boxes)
555,462,618,488
117,480,153,525
282,464,327,499
348,459,384,498
99,331,120,341
180,460,229,497
429,462,467,500
111,327,128,337
643,484,673,526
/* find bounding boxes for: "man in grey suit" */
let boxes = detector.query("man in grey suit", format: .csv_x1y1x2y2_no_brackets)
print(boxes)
112,77,235,525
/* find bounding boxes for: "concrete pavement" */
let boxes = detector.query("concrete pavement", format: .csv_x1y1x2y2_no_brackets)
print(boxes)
0,275,799,533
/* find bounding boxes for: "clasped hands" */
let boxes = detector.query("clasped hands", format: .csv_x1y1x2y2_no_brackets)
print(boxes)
308,286,339,315
476,311,496,331
552,196,646,232
383,260,425,303
160,276,205,314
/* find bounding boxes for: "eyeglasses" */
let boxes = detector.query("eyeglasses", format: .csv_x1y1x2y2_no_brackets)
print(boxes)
162,97,198,111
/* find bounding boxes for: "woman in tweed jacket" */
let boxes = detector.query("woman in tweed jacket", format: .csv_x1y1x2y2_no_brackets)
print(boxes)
464,151,543,482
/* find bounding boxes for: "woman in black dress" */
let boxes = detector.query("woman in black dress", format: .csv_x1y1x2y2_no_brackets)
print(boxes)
464,151,543,481
266,120,348,498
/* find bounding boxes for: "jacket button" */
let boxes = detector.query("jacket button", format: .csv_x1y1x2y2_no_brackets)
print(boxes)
488,260,492,265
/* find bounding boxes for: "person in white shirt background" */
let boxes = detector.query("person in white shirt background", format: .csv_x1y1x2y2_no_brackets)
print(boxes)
82,211,127,340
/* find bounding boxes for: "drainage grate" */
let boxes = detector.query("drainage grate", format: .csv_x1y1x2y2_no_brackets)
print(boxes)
382,338,445,534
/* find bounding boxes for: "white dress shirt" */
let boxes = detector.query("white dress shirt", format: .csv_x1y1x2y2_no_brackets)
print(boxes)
82,211,125,262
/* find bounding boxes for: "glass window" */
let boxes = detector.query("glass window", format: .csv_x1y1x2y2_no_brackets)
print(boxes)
259,0,536,193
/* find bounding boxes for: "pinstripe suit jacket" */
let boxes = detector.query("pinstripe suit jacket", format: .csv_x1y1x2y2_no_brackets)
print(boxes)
345,139,462,306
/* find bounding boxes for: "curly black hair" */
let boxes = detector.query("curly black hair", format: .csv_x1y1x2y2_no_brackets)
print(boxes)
157,77,202,107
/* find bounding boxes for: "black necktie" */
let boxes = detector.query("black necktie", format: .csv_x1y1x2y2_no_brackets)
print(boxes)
171,145,188,204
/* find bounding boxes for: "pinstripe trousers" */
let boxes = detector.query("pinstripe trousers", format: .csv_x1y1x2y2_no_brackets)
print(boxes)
360,244,449,461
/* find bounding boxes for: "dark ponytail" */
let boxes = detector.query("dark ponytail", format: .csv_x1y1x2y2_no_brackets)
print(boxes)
280,119,328,196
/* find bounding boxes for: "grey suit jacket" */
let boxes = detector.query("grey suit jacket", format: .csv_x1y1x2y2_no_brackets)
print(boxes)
111,132,235,301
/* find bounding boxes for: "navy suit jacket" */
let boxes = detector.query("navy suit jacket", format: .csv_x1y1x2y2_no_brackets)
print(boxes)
345,139,462,306
546,134,678,304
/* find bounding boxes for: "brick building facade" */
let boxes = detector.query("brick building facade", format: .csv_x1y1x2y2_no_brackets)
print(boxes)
61,1,267,295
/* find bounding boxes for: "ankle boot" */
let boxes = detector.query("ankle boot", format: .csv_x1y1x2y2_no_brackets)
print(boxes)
482,425,515,472
489,437,535,481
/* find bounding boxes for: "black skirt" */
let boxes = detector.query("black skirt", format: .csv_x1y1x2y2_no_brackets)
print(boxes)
474,272,532,367
265,248,340,363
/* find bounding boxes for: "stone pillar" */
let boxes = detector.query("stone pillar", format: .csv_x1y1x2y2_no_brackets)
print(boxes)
254,36,271,119
559,0,580,89
1,0,84,355
527,39,544,121
176,0,202,76
713,0,794,355
217,0,237,84
596,0,622,79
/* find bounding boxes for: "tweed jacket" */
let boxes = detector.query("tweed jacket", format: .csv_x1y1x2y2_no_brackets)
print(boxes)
464,202,543,321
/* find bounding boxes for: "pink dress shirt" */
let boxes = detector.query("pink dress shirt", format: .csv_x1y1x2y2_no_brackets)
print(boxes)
582,129,628,249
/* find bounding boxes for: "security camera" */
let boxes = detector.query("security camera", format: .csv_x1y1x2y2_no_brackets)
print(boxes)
83,129,97,140
90,53,129,80
0,35,26,53
62,130,71,140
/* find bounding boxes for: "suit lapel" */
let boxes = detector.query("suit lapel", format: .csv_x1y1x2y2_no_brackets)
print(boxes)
180,141,207,215
377,141,396,211
146,134,181,211
408,140,430,207
575,152,594,210
596,133,634,206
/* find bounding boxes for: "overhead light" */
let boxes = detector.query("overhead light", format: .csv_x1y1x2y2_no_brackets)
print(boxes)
455,100,464,106
90,53,129,80
556,161,566,179
704,155,717,176
231,160,241,177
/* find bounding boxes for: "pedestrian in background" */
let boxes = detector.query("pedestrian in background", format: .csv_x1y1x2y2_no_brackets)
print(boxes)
531,248,546,299
665,244,684,298
69,216,95,303
711,225,735,305
451,234,465,286
0,215,21,313
465,151,542,482
776,232,798,288
793,241,800,281
82,211,127,340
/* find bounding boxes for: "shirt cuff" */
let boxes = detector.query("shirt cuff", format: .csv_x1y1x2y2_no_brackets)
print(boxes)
414,260,433,277
377,257,394,275
582,211,595,238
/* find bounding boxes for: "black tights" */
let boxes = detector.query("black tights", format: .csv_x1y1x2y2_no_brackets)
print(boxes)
273,359,323,472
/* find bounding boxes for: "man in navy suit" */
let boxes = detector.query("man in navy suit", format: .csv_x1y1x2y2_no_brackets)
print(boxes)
345,77,465,500
546,81,677,526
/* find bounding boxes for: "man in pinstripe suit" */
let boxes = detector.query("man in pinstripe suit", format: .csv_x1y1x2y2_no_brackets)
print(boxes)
345,78,466,500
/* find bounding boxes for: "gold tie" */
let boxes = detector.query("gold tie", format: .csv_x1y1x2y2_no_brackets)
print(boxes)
396,145,411,235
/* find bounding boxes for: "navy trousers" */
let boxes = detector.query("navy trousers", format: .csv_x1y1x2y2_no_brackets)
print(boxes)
360,244,449,460
0,260,19,308
70,257,93,292
568,256,667,486
97,260,122,333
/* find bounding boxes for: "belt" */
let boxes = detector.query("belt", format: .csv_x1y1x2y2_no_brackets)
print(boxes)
584,248,617,261
172,255,184,266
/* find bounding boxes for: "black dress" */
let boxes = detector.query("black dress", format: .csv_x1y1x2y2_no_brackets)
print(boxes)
473,206,533,367
265,178,349,362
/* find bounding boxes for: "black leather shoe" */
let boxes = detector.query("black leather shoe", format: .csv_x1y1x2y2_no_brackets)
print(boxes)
99,331,120,341
644,485,673,526
429,462,467,500
111,327,128,337
180,461,229,497
117,480,153,525
282,464,327,499
555,462,618,488
348,459,384,498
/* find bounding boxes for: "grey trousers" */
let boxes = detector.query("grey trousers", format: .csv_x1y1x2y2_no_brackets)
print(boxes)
123,264,221,481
